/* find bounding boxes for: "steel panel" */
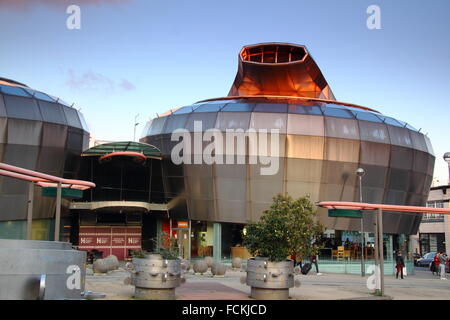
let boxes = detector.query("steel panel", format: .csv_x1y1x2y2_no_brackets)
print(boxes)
286,135,324,160
286,114,324,136
7,119,42,146
324,138,359,163
360,141,390,166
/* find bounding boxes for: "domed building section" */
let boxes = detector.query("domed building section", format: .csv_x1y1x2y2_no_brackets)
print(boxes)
140,43,434,262
0,77,89,240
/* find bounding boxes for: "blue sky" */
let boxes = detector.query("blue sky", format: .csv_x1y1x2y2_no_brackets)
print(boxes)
0,0,449,183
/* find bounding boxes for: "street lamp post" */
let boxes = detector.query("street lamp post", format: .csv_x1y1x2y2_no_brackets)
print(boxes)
356,167,365,277
133,114,139,142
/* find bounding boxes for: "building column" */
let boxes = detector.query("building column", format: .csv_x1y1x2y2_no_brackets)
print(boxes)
156,219,162,250
386,235,393,261
444,211,450,256
213,222,222,262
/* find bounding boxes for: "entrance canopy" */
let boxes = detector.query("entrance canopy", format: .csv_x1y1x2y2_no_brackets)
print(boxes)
82,141,162,160
318,201,450,215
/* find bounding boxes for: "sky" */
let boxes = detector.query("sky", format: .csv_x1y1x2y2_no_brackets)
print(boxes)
0,0,449,183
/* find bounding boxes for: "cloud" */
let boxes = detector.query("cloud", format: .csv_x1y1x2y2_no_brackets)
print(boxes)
119,78,135,91
0,0,132,10
65,69,135,94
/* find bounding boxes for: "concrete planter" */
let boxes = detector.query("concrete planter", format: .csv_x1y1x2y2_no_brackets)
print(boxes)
127,254,182,300
245,257,295,300
211,262,227,277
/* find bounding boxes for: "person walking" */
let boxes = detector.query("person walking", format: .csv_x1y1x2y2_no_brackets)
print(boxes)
395,251,405,279
310,254,322,276
433,253,440,277
438,252,447,280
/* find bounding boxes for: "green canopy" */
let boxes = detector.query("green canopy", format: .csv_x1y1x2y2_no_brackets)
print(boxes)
82,141,162,160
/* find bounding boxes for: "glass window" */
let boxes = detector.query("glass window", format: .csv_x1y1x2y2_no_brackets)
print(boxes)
77,111,89,132
409,131,428,152
194,103,226,113
325,117,359,139
162,114,189,134
358,120,390,144
0,85,31,98
382,116,403,127
253,103,287,113
4,95,42,121
355,111,383,122
140,119,153,138
186,113,218,132
424,135,434,156
62,106,82,129
22,88,55,102
249,112,287,134
215,112,251,130
173,106,195,114
387,125,412,147
221,103,254,112
148,117,167,135
321,106,355,119
288,104,323,115
405,123,418,131
37,101,67,125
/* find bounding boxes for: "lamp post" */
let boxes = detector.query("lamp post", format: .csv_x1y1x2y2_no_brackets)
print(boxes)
444,152,450,184
356,167,365,277
133,113,139,142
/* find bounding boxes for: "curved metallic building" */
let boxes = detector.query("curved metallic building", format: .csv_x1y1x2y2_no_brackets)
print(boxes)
141,43,434,235
0,77,89,239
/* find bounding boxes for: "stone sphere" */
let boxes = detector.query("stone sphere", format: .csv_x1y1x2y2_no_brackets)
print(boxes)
193,260,208,274
181,259,191,272
93,259,109,273
204,256,214,268
211,262,227,276
231,257,242,269
104,255,119,271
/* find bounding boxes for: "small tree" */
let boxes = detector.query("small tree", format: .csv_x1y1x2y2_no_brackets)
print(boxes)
243,193,324,262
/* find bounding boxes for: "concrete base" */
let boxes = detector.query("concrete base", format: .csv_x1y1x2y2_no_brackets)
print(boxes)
250,287,289,300
134,287,176,300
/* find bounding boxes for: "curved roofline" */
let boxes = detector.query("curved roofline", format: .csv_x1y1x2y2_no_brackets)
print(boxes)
82,141,162,160
195,95,380,113
0,77,29,87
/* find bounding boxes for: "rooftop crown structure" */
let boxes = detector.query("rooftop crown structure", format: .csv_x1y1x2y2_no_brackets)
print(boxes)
141,42,434,236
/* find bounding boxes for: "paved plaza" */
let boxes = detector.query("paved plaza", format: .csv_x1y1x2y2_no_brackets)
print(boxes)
85,266,450,300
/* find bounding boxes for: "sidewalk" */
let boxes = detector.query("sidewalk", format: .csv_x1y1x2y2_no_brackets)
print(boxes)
85,267,450,300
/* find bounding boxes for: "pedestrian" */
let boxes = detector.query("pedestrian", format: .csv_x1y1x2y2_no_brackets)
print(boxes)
395,251,405,279
310,254,322,276
438,252,447,280
433,253,440,277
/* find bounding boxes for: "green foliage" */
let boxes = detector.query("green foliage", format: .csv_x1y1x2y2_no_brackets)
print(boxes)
243,193,324,262
150,232,180,260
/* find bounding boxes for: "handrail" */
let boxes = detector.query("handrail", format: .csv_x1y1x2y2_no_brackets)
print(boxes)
0,162,95,189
